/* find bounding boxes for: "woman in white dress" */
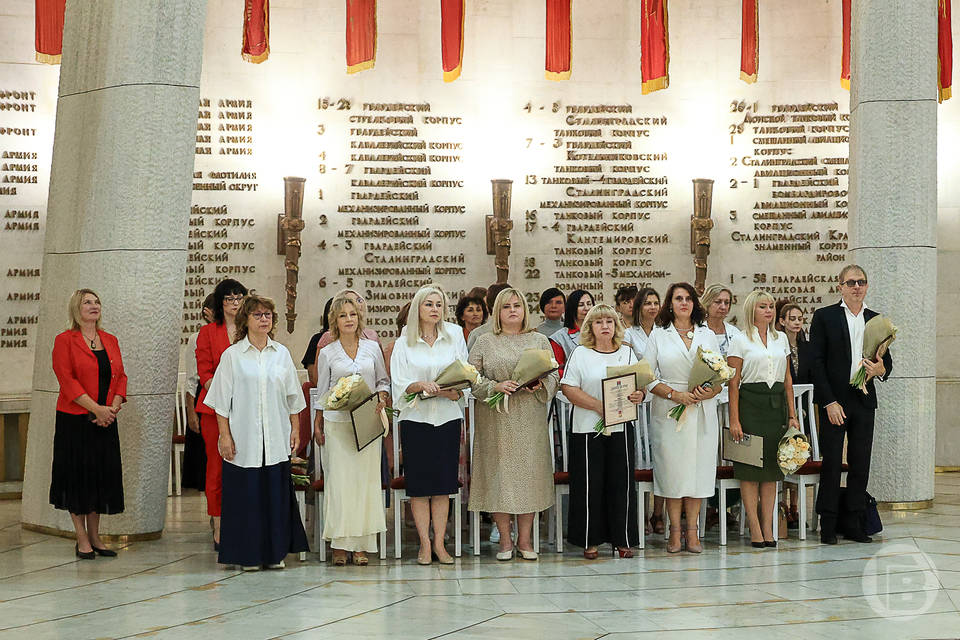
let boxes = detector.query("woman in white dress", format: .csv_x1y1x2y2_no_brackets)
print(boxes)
701,284,741,358
644,283,723,554
314,293,390,566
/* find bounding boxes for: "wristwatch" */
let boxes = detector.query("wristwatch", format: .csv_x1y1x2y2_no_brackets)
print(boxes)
666,389,674,400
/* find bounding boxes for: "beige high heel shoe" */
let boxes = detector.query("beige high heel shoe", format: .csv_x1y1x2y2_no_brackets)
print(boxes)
666,528,683,554
685,528,703,554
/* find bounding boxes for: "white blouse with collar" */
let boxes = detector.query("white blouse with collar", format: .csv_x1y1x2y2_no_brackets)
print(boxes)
390,321,468,426
727,328,790,388
315,338,390,421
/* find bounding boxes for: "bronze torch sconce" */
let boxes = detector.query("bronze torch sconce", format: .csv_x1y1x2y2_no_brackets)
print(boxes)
690,178,715,295
485,179,514,284
276,176,306,333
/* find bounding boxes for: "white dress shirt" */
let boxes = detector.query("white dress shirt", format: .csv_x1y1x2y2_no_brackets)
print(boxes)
727,328,790,387
184,331,200,393
841,299,867,381
624,325,652,361
204,336,306,469
315,338,389,421
390,321,468,426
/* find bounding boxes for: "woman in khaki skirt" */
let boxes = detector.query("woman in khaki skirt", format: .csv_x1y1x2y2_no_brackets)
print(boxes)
727,290,800,548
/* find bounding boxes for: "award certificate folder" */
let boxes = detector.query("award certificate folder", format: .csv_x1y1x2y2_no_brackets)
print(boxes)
601,373,638,427
721,428,764,467
350,392,387,452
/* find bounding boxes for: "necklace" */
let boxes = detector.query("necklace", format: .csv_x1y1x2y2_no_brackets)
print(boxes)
83,332,97,348
674,324,695,340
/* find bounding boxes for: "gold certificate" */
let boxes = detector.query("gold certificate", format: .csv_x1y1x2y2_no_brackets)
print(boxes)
350,392,388,452
601,373,638,427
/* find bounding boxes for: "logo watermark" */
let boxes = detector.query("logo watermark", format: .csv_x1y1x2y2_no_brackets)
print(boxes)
862,542,940,619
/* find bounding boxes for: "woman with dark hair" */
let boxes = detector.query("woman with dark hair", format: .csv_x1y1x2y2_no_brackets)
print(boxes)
536,287,565,337
301,297,334,386
624,287,660,360
549,289,594,374
204,295,308,570
643,283,722,553
195,278,247,551
776,300,811,529
455,295,488,342
50,289,127,559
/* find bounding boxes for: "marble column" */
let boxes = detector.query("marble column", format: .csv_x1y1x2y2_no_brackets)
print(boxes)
21,1,208,537
849,0,937,505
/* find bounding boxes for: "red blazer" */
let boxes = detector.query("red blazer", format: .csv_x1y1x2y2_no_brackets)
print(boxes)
195,322,232,415
52,329,128,414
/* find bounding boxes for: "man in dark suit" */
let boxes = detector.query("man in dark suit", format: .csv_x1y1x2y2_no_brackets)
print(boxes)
809,265,893,544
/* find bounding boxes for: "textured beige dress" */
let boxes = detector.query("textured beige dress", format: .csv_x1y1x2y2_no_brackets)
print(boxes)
467,331,558,513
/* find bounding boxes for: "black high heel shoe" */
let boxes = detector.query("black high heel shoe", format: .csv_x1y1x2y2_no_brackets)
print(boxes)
75,544,95,560
751,541,765,548
763,540,777,548
92,546,117,557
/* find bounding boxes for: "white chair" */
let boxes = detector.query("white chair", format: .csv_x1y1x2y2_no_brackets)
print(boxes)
633,400,655,549
548,393,572,552
391,407,462,560
714,396,742,546
169,372,187,497
308,388,387,562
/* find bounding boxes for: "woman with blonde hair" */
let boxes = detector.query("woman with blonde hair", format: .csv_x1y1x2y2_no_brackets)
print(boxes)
560,304,645,559
727,290,799,548
50,289,127,559
314,293,390,565
468,288,558,560
204,295,308,570
701,284,741,357
390,284,468,564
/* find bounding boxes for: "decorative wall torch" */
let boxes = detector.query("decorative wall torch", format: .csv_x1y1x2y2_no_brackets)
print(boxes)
278,176,306,333
486,179,514,284
690,179,715,295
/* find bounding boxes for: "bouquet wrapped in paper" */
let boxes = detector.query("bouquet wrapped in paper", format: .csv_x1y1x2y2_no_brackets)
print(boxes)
484,349,559,413
668,346,734,428
777,426,811,474
290,456,310,486
404,359,480,404
593,359,655,435
850,315,897,394
320,373,373,412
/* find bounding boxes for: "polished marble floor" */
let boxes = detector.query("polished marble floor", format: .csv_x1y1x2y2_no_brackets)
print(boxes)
1,476,960,639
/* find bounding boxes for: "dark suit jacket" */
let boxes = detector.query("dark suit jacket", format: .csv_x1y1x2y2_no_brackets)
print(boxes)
808,302,893,410
790,333,813,385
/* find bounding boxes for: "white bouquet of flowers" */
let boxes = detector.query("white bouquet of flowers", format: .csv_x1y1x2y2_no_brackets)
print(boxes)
777,427,811,474
668,346,734,428
321,373,372,411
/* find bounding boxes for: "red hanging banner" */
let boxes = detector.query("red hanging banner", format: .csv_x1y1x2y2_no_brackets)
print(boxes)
35,0,65,65
242,0,270,64
840,0,851,89
740,0,758,84
640,0,669,94
346,0,377,74
940,0,953,102
440,0,465,82
545,0,572,81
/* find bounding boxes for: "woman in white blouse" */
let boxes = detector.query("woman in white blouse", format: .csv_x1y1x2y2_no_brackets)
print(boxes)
560,304,645,559
702,284,741,358
204,295,308,570
727,290,799,548
314,293,390,566
644,283,723,554
390,284,468,565
624,287,660,360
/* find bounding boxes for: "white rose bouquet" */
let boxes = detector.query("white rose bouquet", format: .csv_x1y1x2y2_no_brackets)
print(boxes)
668,346,734,428
777,427,811,474
484,349,559,413
321,373,373,412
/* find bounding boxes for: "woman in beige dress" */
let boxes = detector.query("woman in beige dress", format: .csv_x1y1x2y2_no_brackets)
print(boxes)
468,288,558,561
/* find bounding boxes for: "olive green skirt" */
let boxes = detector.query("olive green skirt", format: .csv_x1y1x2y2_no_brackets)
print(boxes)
733,382,788,482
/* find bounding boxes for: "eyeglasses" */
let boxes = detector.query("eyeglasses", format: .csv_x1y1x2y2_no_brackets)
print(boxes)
224,295,244,303
841,279,868,287
251,312,273,320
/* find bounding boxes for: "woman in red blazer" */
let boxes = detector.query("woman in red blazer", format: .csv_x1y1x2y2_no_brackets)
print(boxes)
50,289,127,560
194,278,247,549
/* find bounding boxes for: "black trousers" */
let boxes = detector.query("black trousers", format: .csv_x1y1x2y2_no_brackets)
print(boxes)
568,427,639,549
815,399,875,533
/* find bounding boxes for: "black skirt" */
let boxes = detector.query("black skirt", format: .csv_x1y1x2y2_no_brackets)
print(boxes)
399,419,460,497
49,410,125,515
218,459,309,567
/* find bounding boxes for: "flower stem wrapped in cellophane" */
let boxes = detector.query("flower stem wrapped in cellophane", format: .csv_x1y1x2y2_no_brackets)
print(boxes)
668,346,734,429
593,359,656,435
403,359,480,404
484,349,559,413
850,315,897,394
